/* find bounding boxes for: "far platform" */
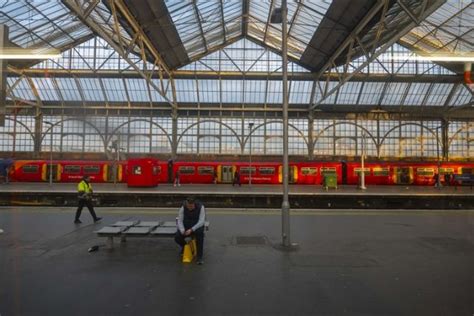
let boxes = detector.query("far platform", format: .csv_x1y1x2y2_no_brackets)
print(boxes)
0,183,472,209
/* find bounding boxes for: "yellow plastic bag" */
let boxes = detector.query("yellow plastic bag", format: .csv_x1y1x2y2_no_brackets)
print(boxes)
182,238,197,263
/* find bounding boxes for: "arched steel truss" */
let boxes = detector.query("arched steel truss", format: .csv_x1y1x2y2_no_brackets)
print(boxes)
1,116,472,159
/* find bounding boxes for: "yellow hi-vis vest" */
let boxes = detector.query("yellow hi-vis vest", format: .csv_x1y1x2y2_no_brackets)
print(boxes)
77,180,92,193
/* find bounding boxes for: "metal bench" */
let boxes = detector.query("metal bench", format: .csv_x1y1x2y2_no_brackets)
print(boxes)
95,220,210,249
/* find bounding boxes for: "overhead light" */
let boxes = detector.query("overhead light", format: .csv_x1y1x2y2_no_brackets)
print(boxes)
383,54,474,62
0,47,61,59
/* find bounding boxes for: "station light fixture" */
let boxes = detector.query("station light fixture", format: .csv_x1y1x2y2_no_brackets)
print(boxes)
385,54,474,62
0,47,61,59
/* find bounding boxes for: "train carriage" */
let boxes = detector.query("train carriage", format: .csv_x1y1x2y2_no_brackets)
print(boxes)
59,161,111,183
127,158,161,187
5,158,474,187
173,162,219,184
10,160,47,182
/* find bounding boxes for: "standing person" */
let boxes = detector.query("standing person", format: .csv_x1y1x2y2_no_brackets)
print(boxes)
213,169,218,184
174,169,181,187
433,172,440,187
444,173,451,186
232,170,241,187
4,164,10,184
174,197,206,265
0,163,7,184
74,175,102,224
0,158,12,184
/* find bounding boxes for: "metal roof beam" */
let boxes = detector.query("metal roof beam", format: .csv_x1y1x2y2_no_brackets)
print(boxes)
63,0,177,111
11,68,465,84
310,0,445,110
242,0,250,35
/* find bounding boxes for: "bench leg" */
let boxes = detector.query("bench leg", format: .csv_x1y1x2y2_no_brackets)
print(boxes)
106,236,114,249
120,235,127,244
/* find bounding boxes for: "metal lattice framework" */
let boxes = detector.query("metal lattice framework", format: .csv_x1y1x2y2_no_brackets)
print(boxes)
0,0,473,159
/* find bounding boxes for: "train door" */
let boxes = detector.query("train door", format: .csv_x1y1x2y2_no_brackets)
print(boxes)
279,165,297,184
222,165,233,183
341,162,347,184
168,160,173,183
44,164,59,182
394,167,413,184
289,166,297,184
106,163,121,183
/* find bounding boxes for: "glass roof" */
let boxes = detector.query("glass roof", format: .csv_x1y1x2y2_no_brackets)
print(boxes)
0,0,92,49
247,0,332,59
165,0,242,59
400,0,473,55
337,43,455,75
179,38,309,72
164,0,332,62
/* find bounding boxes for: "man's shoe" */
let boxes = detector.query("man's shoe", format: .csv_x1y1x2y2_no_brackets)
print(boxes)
74,219,82,224
94,217,102,223
197,258,204,265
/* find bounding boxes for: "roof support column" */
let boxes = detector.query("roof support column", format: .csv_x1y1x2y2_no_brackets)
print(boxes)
308,112,314,159
280,0,291,248
170,78,179,159
0,25,7,126
441,119,449,160
24,77,44,158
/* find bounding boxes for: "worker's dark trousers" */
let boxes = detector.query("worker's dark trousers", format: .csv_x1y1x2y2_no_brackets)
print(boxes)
175,227,204,259
75,199,98,220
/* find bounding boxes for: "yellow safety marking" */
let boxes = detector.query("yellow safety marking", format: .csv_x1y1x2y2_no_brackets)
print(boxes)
57,164,62,181
103,165,108,182
217,165,222,183
118,165,123,182
41,164,47,181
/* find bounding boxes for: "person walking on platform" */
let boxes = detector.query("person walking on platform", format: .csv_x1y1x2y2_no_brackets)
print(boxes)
232,170,241,186
174,170,181,187
174,197,206,265
74,175,102,224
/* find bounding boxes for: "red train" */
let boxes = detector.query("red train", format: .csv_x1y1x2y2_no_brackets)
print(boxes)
7,158,473,187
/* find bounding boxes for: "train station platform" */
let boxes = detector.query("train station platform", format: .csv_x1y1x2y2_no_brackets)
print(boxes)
0,182,473,209
0,206,473,315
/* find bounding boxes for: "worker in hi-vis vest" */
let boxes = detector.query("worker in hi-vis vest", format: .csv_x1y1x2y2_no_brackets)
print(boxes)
74,175,102,224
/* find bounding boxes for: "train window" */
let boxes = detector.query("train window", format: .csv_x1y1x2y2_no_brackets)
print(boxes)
240,167,256,175
439,168,454,175
132,166,142,175
461,168,472,174
353,168,370,176
417,168,434,176
320,167,336,175
179,166,195,174
259,167,275,175
152,166,161,175
301,167,317,175
198,166,214,175
64,165,81,174
373,168,389,176
84,165,100,174
22,165,39,173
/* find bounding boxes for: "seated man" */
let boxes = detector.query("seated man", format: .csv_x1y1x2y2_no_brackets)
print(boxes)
174,197,206,265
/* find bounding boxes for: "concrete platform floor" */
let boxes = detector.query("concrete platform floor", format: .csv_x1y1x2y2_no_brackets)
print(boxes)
0,207,473,315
